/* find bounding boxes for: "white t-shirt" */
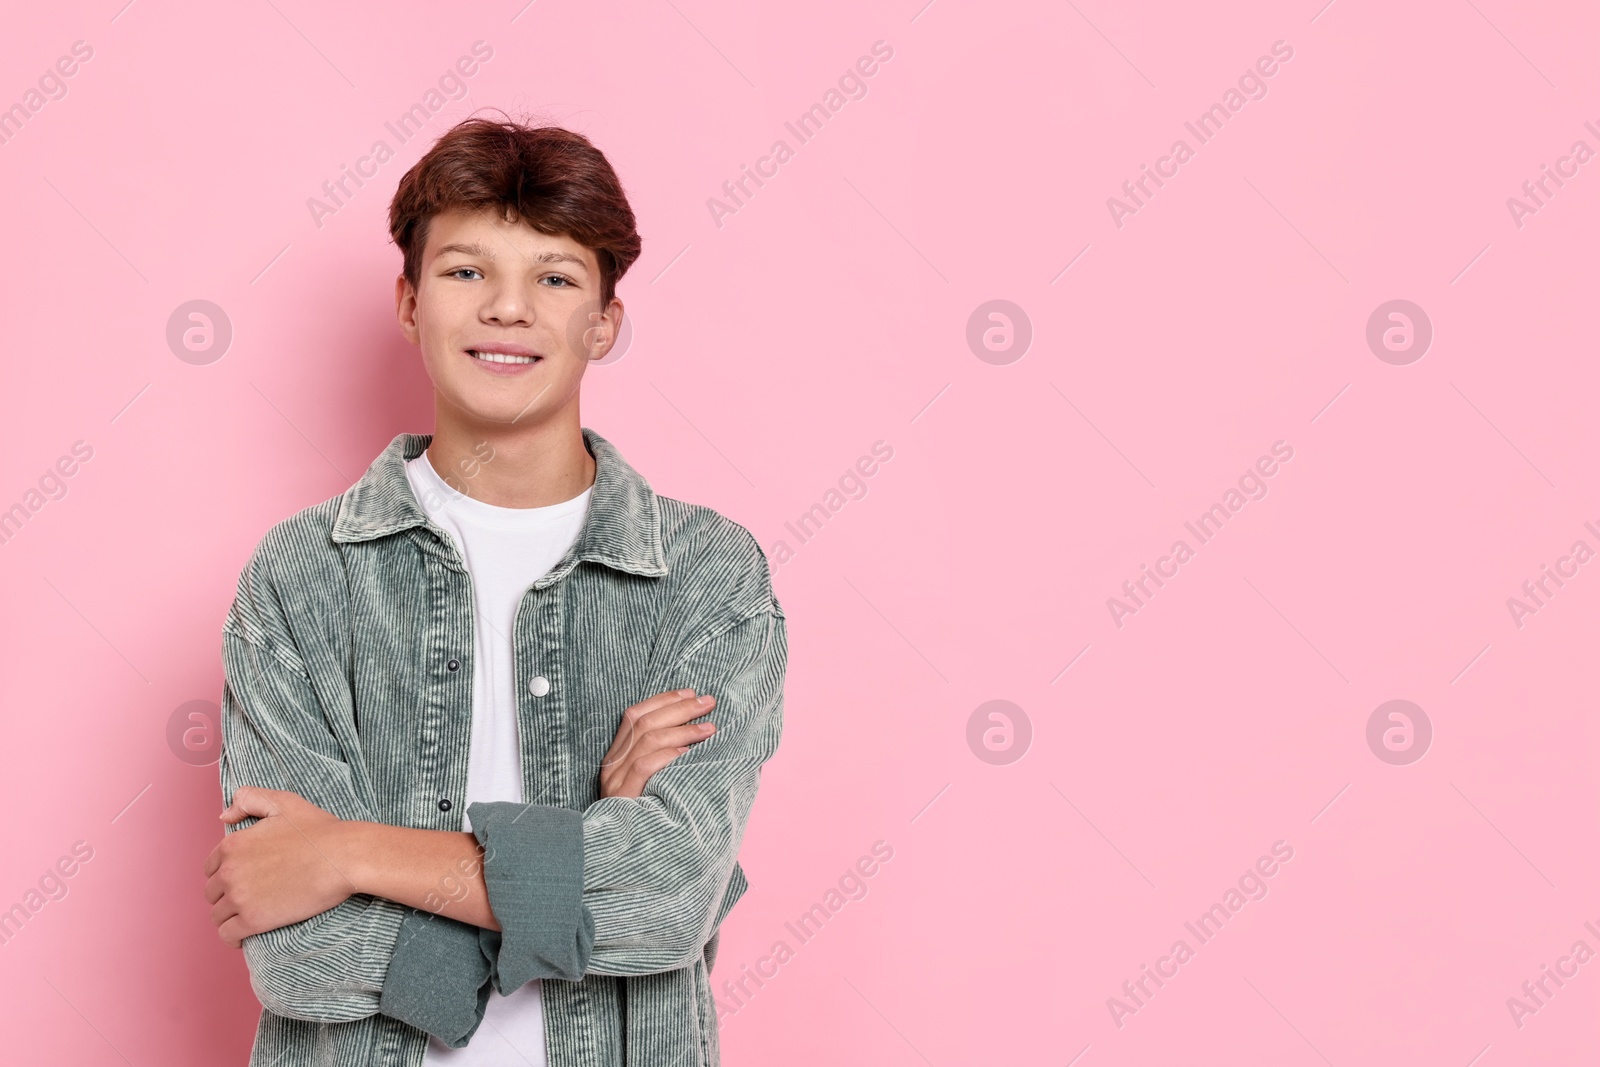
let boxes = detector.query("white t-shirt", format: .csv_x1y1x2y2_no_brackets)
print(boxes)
404,448,592,1067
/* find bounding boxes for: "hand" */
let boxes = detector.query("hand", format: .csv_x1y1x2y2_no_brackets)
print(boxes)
203,786,358,948
600,689,717,799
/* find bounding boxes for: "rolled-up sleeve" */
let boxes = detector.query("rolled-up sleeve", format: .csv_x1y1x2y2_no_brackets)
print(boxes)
219,550,492,1042
464,803,594,992
471,603,786,987
379,910,494,1047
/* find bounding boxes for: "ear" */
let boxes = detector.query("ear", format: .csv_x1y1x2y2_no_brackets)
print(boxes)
588,297,624,361
395,274,421,344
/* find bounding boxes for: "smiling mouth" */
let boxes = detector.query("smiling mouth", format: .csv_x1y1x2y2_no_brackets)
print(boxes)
468,349,541,365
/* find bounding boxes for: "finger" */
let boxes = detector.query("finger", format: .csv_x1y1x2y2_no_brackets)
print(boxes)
226,786,285,821
211,896,240,930
600,693,713,796
625,695,715,747
601,720,713,772
635,722,717,759
204,875,225,905
642,694,716,730
621,746,688,797
605,691,696,754
218,915,251,946
628,689,699,723
203,845,224,877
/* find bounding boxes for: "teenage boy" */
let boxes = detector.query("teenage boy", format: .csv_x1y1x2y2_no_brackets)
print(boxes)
202,117,787,1067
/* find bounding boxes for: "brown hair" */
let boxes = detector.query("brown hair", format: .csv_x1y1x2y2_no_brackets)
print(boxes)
388,114,642,308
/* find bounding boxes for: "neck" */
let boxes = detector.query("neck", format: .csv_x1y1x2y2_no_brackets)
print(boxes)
425,402,596,508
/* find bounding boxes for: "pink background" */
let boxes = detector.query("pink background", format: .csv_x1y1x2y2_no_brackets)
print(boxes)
2,1,1598,1063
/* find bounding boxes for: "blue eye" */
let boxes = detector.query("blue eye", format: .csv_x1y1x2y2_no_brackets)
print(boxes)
450,267,483,281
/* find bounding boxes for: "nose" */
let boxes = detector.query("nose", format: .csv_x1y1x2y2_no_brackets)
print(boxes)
483,282,537,327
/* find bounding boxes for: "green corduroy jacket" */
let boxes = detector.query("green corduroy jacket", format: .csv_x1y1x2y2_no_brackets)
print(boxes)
218,427,787,1066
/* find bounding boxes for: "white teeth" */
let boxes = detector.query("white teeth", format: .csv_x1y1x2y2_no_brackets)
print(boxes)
471,350,537,364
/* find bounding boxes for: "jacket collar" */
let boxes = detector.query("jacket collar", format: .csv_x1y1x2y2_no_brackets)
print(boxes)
331,427,668,578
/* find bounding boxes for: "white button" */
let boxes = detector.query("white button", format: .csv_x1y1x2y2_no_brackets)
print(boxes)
528,675,551,697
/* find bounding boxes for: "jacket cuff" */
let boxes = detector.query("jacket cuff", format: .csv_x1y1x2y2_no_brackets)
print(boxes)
378,908,493,1048
467,801,595,991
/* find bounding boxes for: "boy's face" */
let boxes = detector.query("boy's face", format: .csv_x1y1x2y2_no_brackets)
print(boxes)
395,206,623,430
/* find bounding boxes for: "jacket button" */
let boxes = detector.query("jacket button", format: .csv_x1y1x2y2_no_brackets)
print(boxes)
438,798,452,812
528,675,551,697
447,659,460,672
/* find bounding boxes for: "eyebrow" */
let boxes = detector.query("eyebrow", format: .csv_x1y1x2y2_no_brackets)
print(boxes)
433,241,590,271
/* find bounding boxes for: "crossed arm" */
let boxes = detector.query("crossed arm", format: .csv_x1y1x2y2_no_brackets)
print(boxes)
203,688,719,946
207,558,785,1046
